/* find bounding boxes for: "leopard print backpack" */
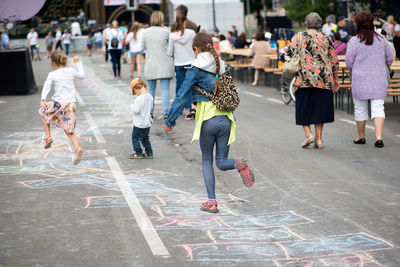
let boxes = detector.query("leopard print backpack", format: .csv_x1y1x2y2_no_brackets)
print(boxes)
193,66,240,112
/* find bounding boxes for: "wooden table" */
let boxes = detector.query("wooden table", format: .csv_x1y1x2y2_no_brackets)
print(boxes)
222,48,252,57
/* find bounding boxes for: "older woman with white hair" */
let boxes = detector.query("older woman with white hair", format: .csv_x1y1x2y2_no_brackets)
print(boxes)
286,12,339,149
141,11,174,118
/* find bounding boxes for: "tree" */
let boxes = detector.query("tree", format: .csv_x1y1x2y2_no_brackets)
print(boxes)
285,0,336,26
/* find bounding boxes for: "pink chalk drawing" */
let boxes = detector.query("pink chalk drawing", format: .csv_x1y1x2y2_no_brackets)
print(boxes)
84,195,125,208
148,211,313,230
124,168,176,179
284,255,376,267
175,233,393,262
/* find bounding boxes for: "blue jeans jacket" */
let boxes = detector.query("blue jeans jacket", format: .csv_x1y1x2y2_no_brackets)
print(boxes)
165,66,217,127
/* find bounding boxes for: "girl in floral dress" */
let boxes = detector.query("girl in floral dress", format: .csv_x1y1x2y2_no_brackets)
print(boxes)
38,51,85,165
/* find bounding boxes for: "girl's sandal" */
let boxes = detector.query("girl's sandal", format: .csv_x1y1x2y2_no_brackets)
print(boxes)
190,108,196,119
200,200,219,213
235,157,255,187
143,153,153,159
44,137,53,149
129,153,143,159
73,149,83,165
184,113,192,120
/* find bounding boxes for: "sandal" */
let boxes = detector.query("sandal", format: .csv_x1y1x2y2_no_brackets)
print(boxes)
235,157,255,187
302,135,314,148
314,140,324,149
184,113,192,120
129,153,143,159
143,153,153,159
73,149,83,165
44,137,53,149
200,200,219,213
190,108,196,119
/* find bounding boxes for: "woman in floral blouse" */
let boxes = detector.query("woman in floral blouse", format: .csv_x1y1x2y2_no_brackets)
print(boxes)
287,12,339,149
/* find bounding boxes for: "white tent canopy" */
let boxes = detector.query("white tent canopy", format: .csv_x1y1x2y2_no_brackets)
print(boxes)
168,0,245,35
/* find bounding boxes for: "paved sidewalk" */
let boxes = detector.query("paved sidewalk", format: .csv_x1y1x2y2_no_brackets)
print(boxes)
0,53,399,266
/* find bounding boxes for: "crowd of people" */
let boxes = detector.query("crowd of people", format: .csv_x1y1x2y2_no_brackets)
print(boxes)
321,11,400,59
17,5,397,213
37,5,255,214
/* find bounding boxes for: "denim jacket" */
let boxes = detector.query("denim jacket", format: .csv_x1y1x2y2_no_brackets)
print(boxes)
165,52,227,128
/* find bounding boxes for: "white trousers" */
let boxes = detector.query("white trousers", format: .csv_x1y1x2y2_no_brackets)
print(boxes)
353,98,385,121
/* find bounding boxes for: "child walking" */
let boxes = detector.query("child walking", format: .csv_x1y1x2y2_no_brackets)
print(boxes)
38,51,85,165
163,33,255,213
129,78,154,159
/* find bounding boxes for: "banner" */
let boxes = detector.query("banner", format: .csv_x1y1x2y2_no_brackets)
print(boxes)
104,0,126,6
138,0,161,3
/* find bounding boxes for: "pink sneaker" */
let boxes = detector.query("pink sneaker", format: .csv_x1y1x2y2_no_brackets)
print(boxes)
200,200,219,213
235,157,255,187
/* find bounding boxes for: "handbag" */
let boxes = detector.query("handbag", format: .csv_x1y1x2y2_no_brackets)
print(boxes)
283,32,302,78
193,66,240,112
383,39,391,84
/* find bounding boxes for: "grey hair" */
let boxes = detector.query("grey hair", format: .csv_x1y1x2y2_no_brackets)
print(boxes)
304,12,322,29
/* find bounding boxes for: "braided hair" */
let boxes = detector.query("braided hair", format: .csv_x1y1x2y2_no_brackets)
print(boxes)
192,32,221,94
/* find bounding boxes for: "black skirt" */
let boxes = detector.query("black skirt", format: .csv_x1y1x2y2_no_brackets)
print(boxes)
394,36,400,59
295,87,334,125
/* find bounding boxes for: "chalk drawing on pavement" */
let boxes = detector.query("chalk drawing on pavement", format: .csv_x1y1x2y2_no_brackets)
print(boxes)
175,232,393,262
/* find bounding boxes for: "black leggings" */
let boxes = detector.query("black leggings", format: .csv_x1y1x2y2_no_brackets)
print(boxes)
109,49,121,77
55,40,63,50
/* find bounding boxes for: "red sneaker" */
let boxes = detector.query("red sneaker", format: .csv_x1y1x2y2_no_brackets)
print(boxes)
235,157,255,187
200,200,219,213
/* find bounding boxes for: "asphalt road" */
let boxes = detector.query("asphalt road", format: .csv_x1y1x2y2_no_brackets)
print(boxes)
1,53,400,267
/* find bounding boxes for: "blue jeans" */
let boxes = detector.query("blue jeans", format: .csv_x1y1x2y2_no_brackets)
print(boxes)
147,78,171,115
64,43,70,56
200,115,235,200
131,126,153,156
175,65,192,110
109,49,122,77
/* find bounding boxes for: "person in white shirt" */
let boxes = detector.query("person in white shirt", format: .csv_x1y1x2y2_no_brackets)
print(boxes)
125,23,143,78
55,28,63,51
27,28,39,60
38,51,85,165
106,20,124,79
218,34,232,52
129,78,154,159
62,29,72,56
167,14,196,119
103,24,111,62
71,21,82,36
322,18,335,36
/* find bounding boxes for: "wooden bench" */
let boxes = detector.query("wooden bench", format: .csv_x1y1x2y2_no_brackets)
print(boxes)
228,62,252,83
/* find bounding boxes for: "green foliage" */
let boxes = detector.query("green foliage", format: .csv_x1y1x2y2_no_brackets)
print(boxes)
41,0,84,23
241,0,272,13
285,0,335,26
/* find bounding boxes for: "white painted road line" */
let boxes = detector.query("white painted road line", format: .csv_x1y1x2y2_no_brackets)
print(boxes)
106,157,170,257
83,111,106,143
339,119,374,130
267,98,284,104
75,91,86,106
241,91,263,98
0,100,7,104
